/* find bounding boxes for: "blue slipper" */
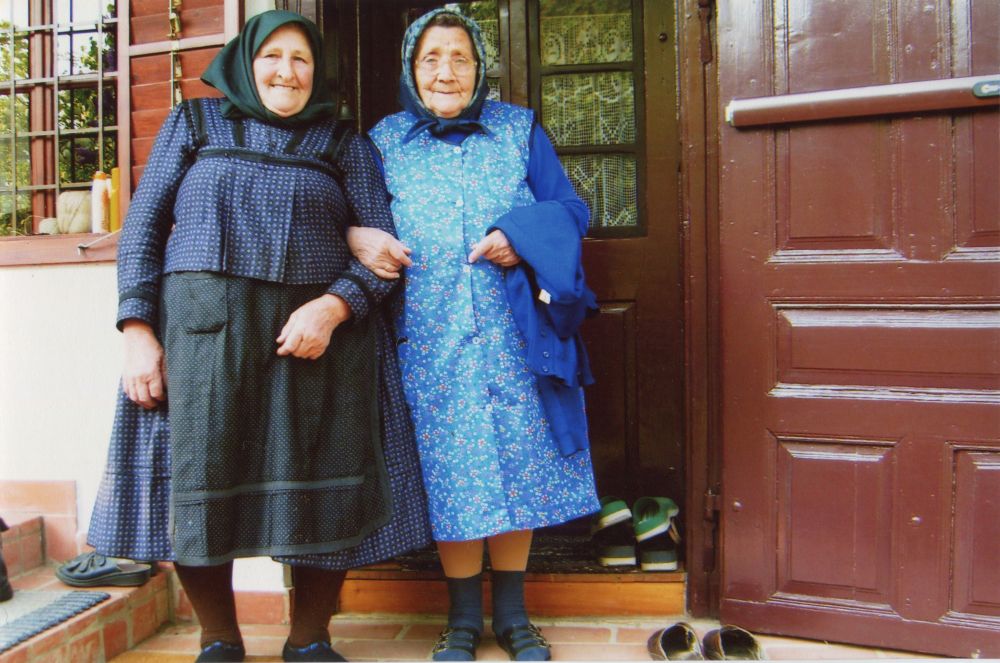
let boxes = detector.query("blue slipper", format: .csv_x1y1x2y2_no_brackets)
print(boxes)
55,552,151,587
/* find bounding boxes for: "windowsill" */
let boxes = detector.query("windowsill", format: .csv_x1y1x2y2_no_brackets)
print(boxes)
0,233,119,267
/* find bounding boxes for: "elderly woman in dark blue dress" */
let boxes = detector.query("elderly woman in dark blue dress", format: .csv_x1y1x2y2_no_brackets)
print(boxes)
84,11,430,662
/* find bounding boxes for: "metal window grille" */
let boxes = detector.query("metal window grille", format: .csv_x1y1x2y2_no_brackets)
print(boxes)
0,0,118,236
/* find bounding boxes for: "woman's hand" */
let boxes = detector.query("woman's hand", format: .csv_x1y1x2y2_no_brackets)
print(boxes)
468,229,521,267
347,226,413,279
276,294,352,360
122,320,167,409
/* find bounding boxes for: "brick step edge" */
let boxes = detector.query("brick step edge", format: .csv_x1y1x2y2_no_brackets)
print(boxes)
1,516,45,579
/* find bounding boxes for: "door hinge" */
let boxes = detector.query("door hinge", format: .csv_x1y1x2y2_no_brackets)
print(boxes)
697,0,714,64
703,487,721,521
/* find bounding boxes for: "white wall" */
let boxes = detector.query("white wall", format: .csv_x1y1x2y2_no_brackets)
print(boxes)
0,262,283,591
0,263,121,531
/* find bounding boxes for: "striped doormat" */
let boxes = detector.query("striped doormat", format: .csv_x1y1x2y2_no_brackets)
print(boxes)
0,590,110,652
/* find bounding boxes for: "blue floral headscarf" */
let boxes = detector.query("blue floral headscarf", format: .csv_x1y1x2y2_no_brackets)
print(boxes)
398,8,491,142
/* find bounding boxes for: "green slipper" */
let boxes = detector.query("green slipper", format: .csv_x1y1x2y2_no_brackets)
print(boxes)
632,497,679,543
590,495,632,534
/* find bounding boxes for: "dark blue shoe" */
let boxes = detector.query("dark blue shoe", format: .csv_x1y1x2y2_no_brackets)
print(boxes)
431,626,481,661
495,624,550,661
195,640,246,662
282,639,347,662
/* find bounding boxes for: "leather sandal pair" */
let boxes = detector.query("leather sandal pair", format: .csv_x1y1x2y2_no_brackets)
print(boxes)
648,623,765,660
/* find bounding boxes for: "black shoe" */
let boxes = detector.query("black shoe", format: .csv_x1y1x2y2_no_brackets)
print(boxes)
431,626,481,661
494,624,550,661
195,641,246,662
282,640,347,662
0,551,13,603
702,626,764,660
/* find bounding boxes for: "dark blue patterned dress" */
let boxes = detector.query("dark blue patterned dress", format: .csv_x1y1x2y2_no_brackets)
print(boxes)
87,98,432,566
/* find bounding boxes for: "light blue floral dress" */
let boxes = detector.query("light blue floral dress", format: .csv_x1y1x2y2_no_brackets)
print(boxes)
370,100,600,542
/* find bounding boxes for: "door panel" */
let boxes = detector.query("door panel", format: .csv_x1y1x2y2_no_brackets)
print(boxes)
717,0,999,656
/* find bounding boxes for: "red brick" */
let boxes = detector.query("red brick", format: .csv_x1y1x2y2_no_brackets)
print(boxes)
614,626,660,644
9,566,59,590
328,621,404,640
400,622,444,640
539,625,613,643
0,643,31,663
240,623,292,637
244,636,290,657
334,638,436,660
0,480,76,515
64,606,100,638
174,587,194,621
42,515,79,562
155,586,170,622
766,644,879,659
103,619,130,660
25,626,70,658
2,536,24,576
66,630,102,662
18,533,44,571
550,642,652,660
131,596,162,644
235,591,288,625
134,631,201,653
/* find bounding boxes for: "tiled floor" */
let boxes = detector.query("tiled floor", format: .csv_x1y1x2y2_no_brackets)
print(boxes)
112,615,936,661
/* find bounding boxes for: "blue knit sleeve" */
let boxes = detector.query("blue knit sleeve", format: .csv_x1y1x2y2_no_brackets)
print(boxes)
325,130,400,319
490,119,590,238
116,103,197,330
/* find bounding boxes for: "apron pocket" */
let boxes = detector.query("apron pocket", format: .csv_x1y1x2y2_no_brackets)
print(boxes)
175,272,228,334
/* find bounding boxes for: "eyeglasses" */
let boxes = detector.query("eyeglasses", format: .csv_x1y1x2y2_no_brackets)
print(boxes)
415,55,476,76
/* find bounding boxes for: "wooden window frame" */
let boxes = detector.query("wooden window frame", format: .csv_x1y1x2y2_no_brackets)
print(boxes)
0,0,240,268
528,0,646,238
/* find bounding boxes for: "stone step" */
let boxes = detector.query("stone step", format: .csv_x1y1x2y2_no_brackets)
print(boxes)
1,516,45,578
0,565,170,663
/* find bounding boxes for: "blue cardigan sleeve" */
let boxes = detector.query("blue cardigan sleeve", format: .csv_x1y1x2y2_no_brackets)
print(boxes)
499,120,589,236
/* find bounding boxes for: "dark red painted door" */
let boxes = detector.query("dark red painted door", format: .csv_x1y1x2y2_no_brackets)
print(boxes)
715,0,999,656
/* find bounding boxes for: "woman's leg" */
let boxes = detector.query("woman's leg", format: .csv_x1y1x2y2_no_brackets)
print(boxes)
486,529,532,633
288,566,347,646
487,529,549,661
433,539,486,661
174,562,242,648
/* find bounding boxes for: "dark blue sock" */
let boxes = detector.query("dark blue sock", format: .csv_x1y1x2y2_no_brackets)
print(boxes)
446,573,484,633
490,570,528,636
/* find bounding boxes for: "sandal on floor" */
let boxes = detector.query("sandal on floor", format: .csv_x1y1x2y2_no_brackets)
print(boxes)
195,640,246,662
632,497,679,543
55,551,152,587
495,624,551,661
432,626,481,661
282,640,346,662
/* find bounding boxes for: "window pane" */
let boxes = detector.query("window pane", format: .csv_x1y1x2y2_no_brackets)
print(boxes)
540,0,632,66
0,92,29,135
59,31,111,76
487,77,500,101
542,71,634,146
561,153,637,228
59,0,102,26
59,86,100,129
0,31,30,81
0,191,31,236
444,2,499,73
0,1,30,29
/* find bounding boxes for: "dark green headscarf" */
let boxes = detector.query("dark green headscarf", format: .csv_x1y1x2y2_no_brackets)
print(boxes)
201,10,336,127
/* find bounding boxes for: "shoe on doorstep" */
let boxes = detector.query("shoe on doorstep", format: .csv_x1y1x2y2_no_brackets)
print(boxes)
633,497,679,543
195,641,246,662
282,640,347,662
702,625,765,660
638,519,680,571
590,496,632,533
648,622,705,660
591,496,636,566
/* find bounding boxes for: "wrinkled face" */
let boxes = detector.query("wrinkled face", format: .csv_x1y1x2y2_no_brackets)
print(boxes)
253,24,314,118
413,25,477,119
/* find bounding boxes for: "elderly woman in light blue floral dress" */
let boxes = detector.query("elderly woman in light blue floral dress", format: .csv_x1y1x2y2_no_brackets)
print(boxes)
349,9,599,662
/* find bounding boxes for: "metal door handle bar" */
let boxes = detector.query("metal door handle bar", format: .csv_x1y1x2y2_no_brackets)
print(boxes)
726,74,999,128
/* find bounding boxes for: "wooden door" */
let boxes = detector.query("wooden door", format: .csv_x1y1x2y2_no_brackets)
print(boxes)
716,0,1000,656
346,1,684,516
